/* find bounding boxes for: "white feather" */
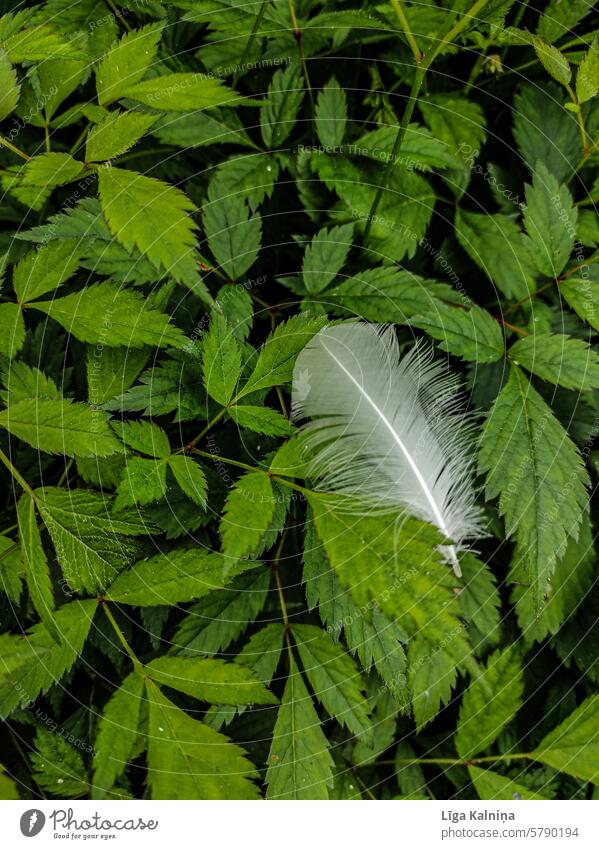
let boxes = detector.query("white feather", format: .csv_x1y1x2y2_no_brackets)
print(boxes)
291,322,484,575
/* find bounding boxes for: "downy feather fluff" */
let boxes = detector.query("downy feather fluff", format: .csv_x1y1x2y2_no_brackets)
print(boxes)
291,322,484,575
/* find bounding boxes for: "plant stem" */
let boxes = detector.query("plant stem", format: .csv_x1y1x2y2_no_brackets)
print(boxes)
363,65,425,241
106,0,132,31
272,529,290,632
500,318,529,337
233,0,269,86
425,0,492,69
6,722,47,799
57,458,74,488
570,134,599,181
0,542,19,563
500,0,530,61
0,136,30,161
275,386,288,418
102,602,143,670
464,48,487,93
191,447,313,498
185,408,228,450
364,0,491,240
564,84,589,154
0,449,36,500
287,0,315,122
502,281,554,316
389,0,422,62
391,752,533,766
68,121,91,156
192,448,258,475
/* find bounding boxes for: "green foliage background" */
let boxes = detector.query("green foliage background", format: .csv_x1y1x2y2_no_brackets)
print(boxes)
0,0,598,801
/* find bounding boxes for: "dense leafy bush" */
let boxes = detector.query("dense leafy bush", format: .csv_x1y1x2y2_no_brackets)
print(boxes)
0,0,598,801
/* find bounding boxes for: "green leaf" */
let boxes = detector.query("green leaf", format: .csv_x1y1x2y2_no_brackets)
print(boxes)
236,624,285,684
0,302,25,359
266,658,334,800
0,764,19,799
0,534,23,605
479,366,589,608
122,73,245,112
576,35,599,104
511,512,595,644
560,271,599,331
458,553,501,650
220,471,277,559
85,110,159,162
168,455,208,507
92,671,145,799
214,283,254,342
354,123,461,172
408,635,458,730
533,38,571,86
238,314,327,397
174,566,270,656
98,167,206,295
31,727,88,797
302,223,353,295
419,94,487,159
203,183,262,280
31,281,188,350
353,689,399,767
260,63,304,149
395,741,427,799
106,549,257,606
202,310,242,404
513,83,581,182
152,106,256,151
0,397,121,458
211,154,278,211
146,679,260,799
533,694,599,784
10,152,84,196
204,624,285,729
327,267,460,323
456,647,523,759
12,240,81,302
114,456,167,510
455,209,537,300
96,24,163,106
86,345,149,409
113,419,170,459
313,153,434,263
469,766,548,800
0,51,20,121
0,362,61,406
315,77,347,148
411,303,504,363
0,599,96,718
537,0,594,44
310,499,474,689
522,163,576,277
291,624,372,741
228,405,292,436
509,333,599,390
36,487,151,594
145,656,277,705
16,495,57,640
2,22,86,62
